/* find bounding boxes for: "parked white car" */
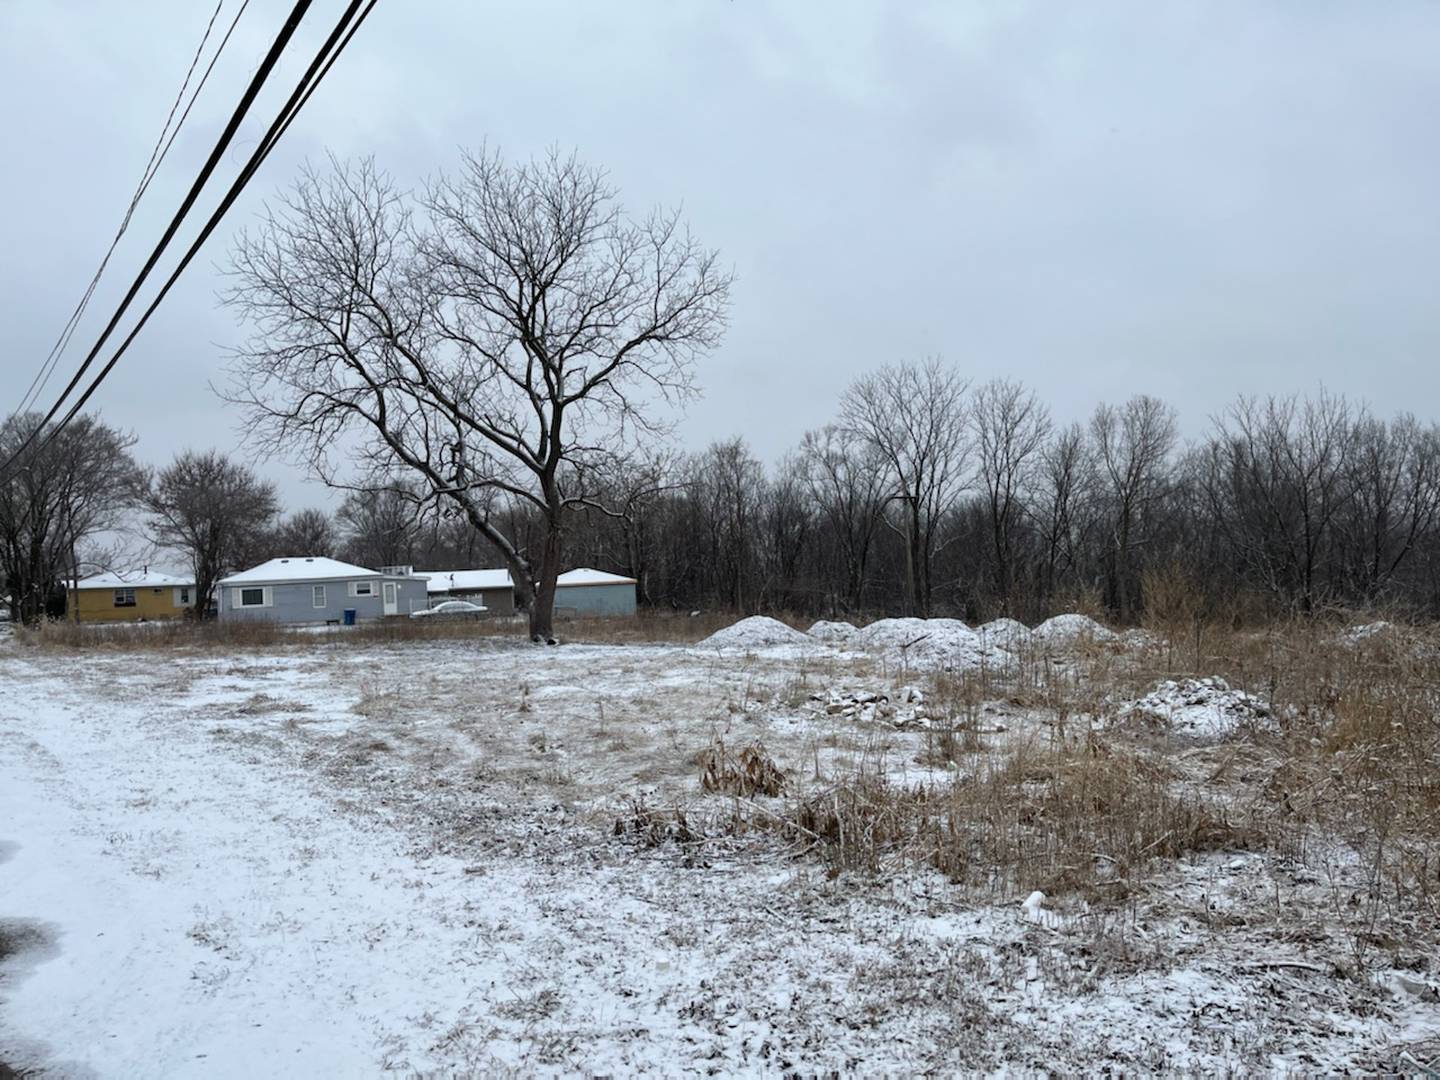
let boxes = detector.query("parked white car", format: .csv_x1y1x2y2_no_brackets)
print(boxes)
411,600,488,619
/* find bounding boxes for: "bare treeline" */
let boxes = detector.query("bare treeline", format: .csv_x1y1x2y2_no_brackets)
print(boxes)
540,372,1439,624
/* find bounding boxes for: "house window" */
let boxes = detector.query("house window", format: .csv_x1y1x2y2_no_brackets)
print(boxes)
180,587,191,605
113,588,135,607
351,581,375,597
239,587,267,608
312,584,326,608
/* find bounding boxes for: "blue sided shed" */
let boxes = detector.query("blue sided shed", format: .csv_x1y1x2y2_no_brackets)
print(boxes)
553,568,637,617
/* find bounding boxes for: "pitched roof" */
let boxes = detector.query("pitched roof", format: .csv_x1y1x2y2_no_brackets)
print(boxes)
557,568,638,587
75,569,194,589
418,568,512,594
218,557,383,586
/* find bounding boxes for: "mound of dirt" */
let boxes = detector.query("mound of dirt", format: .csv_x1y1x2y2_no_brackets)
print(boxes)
857,617,969,648
808,620,859,643
854,617,1010,671
1031,613,1120,646
1119,677,1272,737
977,617,1032,648
699,615,812,650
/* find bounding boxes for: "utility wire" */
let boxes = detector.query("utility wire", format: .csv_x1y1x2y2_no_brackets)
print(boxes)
14,1,249,419
37,0,381,455
0,0,314,477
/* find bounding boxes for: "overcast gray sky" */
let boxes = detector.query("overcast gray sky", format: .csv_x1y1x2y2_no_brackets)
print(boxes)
3,1,1439,508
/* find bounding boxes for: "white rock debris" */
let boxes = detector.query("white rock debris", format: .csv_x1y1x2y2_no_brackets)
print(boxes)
1119,676,1273,737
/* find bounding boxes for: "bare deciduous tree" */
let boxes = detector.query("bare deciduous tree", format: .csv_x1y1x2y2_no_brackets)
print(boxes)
336,482,424,569
798,425,887,613
224,149,731,641
0,413,144,623
971,378,1051,613
840,359,970,615
145,450,279,618
1090,395,1178,621
271,508,337,559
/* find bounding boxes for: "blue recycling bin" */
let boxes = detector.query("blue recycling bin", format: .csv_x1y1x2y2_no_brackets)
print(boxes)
342,608,357,626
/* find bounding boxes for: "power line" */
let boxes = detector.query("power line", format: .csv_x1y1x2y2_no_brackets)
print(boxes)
0,0,315,477
36,0,381,458
14,0,250,420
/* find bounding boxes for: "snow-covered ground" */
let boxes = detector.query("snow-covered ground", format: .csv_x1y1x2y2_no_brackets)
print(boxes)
2,630,1438,1075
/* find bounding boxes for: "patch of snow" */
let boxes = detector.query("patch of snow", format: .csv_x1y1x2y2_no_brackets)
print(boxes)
1031,613,1120,646
807,619,859,643
557,567,637,587
977,617,1032,649
417,567,511,593
1119,676,1273,737
1341,621,1394,644
854,617,1011,671
220,556,384,586
698,615,812,650
1123,627,1166,650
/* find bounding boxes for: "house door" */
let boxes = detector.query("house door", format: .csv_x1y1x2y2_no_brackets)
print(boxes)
382,581,398,616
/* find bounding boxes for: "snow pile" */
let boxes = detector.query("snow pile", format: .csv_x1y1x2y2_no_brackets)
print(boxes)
857,617,969,648
698,615,812,650
855,617,1011,671
1340,621,1394,644
1123,627,1166,651
1031,613,1120,647
808,619,859,643
977,618,1032,649
1118,677,1273,737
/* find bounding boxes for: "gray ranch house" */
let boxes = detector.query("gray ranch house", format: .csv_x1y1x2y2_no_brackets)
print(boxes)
218,557,428,624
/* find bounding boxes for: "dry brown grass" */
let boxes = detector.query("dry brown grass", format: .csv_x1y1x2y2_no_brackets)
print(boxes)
9,608,760,652
718,613,1440,918
758,740,1268,898
696,737,788,797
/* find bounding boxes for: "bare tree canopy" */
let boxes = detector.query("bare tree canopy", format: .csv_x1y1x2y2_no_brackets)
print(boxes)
0,413,143,623
145,450,279,620
269,508,338,561
224,148,733,641
971,379,1051,613
840,359,970,616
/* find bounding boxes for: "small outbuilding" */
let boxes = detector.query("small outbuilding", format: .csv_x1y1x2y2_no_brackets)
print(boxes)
417,568,515,616
553,568,638,617
68,569,197,623
218,557,427,624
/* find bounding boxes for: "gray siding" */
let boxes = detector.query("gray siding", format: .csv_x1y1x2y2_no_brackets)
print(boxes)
553,582,636,617
220,576,429,623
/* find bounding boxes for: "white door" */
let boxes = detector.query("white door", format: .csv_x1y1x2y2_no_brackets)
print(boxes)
382,581,398,616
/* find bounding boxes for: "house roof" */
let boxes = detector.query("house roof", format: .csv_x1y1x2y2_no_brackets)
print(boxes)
419,568,512,594
557,568,638,587
75,569,193,590
218,557,385,587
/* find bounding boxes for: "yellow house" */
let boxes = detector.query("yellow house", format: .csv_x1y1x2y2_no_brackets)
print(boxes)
69,570,198,623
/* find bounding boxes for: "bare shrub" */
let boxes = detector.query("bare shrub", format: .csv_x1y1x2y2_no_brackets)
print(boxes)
697,738,787,797
612,800,701,847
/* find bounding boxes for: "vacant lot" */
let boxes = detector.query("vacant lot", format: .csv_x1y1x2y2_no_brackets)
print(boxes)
1,616,1438,1075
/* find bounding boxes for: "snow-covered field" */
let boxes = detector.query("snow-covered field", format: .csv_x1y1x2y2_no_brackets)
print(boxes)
2,622,1438,1075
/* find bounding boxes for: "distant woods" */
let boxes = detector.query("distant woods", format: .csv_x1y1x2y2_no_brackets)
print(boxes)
8,379,1440,626
277,377,1440,626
